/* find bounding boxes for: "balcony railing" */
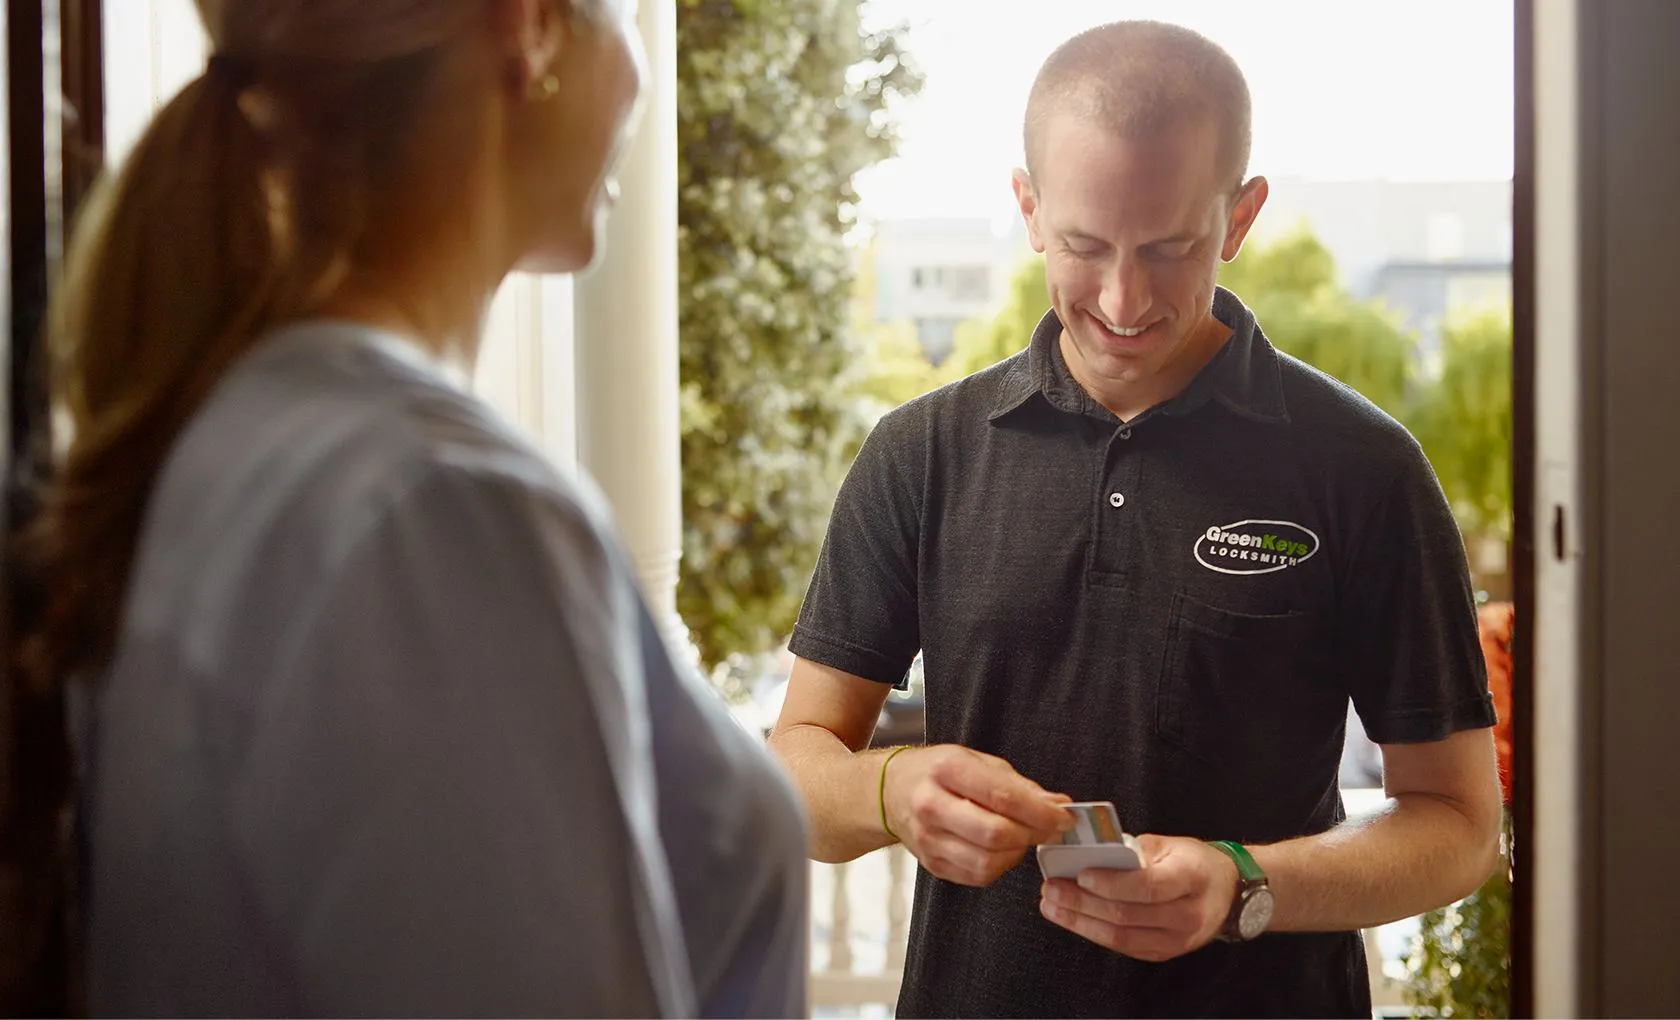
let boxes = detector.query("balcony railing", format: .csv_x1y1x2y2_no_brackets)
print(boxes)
809,847,913,1014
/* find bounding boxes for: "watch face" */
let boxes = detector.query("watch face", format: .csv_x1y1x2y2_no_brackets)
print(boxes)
1238,888,1275,941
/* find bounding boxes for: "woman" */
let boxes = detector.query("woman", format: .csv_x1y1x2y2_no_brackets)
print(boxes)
3,0,807,1015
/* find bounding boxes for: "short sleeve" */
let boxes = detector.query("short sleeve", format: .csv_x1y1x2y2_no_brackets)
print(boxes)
223,463,694,1017
788,409,925,685
1338,444,1499,744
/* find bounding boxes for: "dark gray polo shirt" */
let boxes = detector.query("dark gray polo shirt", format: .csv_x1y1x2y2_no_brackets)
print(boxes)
789,287,1497,1018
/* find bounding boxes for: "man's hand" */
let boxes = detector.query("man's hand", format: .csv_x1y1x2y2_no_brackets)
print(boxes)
884,745,1074,887
1038,834,1239,962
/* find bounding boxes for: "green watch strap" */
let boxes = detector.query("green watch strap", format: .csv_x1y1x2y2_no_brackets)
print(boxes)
1206,840,1266,883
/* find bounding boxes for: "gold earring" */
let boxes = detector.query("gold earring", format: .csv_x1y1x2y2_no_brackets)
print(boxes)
530,73,560,101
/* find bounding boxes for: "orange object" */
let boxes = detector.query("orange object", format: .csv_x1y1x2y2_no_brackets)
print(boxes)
1478,602,1516,805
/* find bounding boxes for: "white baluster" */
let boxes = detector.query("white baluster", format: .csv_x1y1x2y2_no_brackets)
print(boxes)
886,844,910,972
829,860,853,974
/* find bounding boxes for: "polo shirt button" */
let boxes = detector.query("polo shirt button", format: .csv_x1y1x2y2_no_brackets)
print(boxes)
1119,427,1133,440
1109,492,1125,508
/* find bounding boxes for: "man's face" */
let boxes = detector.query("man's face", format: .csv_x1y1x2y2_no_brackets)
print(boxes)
1013,114,1265,407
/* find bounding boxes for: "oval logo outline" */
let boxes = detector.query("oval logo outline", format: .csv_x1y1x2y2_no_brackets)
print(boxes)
1193,518,1321,576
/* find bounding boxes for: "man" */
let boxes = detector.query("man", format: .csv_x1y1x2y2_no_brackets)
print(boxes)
769,19,1503,1019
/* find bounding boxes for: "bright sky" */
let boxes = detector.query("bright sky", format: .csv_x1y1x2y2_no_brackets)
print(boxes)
854,0,1515,221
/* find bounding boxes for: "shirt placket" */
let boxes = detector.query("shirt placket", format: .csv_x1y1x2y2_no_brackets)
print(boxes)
1090,419,1145,584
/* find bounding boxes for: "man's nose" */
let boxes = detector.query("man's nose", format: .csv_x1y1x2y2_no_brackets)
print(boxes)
1097,257,1152,327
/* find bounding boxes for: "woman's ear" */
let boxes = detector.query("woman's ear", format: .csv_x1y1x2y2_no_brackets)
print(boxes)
494,0,570,95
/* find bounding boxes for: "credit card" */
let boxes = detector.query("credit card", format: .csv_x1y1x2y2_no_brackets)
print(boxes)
1059,801,1124,845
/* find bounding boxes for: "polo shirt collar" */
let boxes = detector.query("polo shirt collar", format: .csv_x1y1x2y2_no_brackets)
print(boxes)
987,286,1290,425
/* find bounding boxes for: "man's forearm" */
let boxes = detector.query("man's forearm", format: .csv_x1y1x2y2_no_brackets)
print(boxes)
769,724,901,863
1249,793,1502,933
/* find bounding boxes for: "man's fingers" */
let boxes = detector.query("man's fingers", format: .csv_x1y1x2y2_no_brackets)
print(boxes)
1038,897,1188,962
910,785,1035,884
1040,879,1195,931
935,755,1071,836
920,790,1042,852
1040,895,1124,950
920,825,1028,886
1075,858,1196,903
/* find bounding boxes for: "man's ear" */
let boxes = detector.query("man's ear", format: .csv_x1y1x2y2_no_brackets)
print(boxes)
1220,175,1269,263
1012,168,1047,254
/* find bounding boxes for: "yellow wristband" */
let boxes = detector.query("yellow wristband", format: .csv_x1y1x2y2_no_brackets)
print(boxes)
878,745,912,841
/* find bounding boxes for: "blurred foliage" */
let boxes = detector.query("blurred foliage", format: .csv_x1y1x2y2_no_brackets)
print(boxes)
1405,607,1514,1018
1412,308,1514,539
676,0,921,673
854,321,943,410
1221,227,1415,419
1217,225,1337,297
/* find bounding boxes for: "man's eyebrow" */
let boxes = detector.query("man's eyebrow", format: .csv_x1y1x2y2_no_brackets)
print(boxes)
1055,229,1201,247
1144,232,1201,246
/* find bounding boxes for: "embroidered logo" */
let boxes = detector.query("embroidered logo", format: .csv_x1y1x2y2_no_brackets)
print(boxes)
1194,519,1320,575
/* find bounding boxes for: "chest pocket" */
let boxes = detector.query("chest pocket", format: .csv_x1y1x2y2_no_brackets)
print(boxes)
1155,592,1337,775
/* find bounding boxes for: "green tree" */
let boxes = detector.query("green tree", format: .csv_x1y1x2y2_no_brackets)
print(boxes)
855,320,943,412
1411,306,1514,538
676,0,921,672
1221,227,1416,419
1217,222,1336,298
1243,288,1415,419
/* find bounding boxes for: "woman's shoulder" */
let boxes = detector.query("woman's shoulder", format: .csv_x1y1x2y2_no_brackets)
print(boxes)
139,320,614,615
210,320,590,508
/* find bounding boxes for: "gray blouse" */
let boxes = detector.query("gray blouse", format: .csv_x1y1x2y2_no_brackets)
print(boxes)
77,321,807,1017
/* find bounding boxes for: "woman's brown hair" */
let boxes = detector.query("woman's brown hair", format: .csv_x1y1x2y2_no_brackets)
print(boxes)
0,1,584,1009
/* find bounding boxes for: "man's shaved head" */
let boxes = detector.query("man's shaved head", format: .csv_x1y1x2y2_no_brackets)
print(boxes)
1023,20,1252,192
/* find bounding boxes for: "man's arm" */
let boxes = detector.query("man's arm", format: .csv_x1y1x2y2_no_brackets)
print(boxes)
1039,727,1502,960
771,657,1074,880
768,658,900,863
1254,726,1502,930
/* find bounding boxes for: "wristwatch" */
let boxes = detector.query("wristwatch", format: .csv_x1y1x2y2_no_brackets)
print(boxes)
1206,840,1274,942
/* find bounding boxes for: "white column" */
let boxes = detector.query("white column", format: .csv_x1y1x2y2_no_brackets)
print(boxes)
101,0,207,163
573,0,685,651
474,274,578,472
